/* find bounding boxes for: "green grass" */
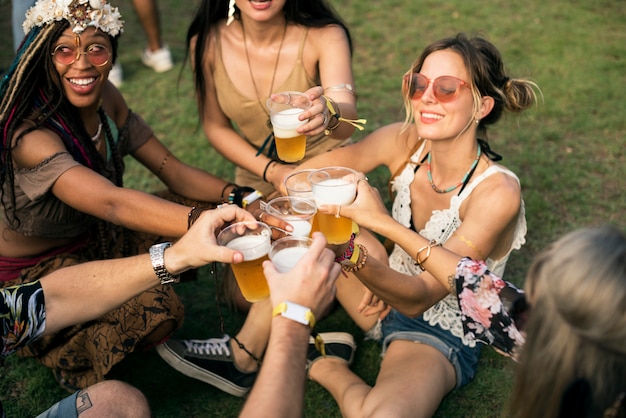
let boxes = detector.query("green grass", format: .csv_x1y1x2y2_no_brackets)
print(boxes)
1,0,624,416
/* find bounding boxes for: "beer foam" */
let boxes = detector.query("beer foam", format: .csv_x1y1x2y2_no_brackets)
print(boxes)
271,108,308,130
226,235,271,261
270,246,309,273
311,178,357,205
287,219,312,237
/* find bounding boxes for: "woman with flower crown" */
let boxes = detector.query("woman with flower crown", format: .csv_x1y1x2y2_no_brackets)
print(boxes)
0,0,260,391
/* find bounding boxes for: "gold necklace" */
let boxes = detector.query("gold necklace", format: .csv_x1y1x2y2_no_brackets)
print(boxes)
242,22,288,118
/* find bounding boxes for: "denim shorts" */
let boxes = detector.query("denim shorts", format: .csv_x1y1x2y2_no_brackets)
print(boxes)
381,309,481,389
36,392,78,418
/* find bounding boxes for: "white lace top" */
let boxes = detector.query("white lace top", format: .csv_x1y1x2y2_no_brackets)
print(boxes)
388,142,527,347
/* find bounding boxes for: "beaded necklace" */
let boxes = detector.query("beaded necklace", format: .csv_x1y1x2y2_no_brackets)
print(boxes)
427,145,482,194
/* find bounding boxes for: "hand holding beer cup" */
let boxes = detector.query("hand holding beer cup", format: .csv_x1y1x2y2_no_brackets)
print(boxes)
308,167,358,245
267,91,311,163
268,236,314,273
265,196,317,238
217,221,272,302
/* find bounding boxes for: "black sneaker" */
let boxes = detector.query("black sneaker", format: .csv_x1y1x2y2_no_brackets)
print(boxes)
155,335,257,397
307,332,356,371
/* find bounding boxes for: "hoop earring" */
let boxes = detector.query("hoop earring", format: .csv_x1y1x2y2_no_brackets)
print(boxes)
227,0,236,26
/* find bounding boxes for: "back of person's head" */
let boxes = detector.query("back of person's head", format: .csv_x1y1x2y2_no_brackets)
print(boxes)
509,225,626,418
401,32,539,137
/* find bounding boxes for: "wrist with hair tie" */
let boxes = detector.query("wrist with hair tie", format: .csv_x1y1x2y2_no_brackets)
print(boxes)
263,160,277,183
322,95,367,136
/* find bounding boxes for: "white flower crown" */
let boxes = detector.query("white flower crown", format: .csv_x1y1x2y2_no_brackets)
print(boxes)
23,0,124,37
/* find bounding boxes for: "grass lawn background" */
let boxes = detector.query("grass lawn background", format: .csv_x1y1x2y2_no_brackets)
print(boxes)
0,0,624,416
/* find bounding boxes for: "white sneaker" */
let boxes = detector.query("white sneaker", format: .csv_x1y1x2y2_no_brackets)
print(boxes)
141,45,174,73
109,62,123,87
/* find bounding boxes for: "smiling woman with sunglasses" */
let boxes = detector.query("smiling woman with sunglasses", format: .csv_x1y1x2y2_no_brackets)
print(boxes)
0,0,261,393
291,32,541,417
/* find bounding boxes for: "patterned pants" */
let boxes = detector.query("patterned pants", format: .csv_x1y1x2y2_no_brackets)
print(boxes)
3,191,215,389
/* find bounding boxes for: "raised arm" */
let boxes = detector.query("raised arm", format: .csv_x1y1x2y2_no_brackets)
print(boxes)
240,232,340,417
41,205,255,335
322,178,520,316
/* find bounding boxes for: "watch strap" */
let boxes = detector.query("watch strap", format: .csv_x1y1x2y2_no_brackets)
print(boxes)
149,242,180,285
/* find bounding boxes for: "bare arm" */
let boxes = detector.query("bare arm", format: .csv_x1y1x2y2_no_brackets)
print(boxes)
41,206,255,335
277,123,408,195
132,137,232,203
296,25,358,140
240,233,340,417
324,178,520,316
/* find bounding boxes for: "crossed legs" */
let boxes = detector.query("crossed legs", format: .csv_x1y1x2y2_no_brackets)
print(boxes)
308,340,456,418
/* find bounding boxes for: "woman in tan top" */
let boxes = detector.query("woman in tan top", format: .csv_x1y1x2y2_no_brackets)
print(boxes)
186,0,361,196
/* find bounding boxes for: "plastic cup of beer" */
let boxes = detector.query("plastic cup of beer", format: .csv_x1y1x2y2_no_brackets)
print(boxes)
266,91,311,163
217,221,272,302
284,169,321,233
265,196,317,237
308,166,358,244
269,236,314,273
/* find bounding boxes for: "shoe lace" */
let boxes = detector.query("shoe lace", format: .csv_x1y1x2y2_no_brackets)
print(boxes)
184,336,231,356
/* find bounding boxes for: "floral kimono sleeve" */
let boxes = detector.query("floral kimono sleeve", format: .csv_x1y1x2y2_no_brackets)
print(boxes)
1,281,46,359
455,257,526,358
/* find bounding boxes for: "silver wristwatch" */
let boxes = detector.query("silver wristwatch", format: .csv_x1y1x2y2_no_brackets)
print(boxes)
149,242,180,285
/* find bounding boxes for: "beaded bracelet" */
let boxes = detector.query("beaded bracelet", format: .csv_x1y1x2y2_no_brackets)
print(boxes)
187,206,206,230
343,244,368,273
414,239,441,271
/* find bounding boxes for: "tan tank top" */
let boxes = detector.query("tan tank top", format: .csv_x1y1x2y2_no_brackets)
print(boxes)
213,27,348,194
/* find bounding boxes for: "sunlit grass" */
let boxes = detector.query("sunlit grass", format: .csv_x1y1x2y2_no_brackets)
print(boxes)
0,0,624,416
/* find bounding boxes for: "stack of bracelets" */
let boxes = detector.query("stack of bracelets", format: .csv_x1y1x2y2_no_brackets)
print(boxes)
334,233,369,273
